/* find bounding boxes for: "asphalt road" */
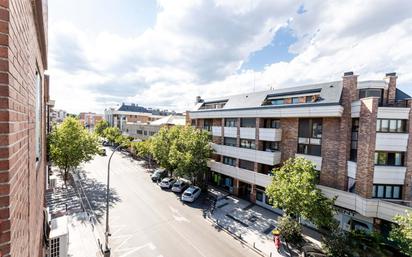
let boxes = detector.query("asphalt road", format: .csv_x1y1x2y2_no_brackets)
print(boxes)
81,148,261,257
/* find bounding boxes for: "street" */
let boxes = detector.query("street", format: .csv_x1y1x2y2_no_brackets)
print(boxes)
80,148,262,257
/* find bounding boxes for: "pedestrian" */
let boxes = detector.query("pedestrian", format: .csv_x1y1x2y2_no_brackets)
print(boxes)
274,235,281,253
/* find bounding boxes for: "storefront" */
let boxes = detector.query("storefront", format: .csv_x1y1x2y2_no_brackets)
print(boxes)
255,185,283,215
210,171,234,193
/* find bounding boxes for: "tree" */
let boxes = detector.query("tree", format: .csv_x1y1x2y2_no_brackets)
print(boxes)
94,120,109,137
103,127,121,144
265,157,336,228
149,126,212,183
277,215,302,245
390,211,412,256
169,126,212,185
48,117,100,185
133,140,152,159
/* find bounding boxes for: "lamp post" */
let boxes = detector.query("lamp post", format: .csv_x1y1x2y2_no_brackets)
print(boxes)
104,144,121,257
104,139,137,257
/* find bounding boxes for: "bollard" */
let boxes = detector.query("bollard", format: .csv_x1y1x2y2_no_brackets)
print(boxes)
253,242,255,248
270,252,272,257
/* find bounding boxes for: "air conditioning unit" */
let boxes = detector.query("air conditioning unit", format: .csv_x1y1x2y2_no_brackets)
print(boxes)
47,216,69,257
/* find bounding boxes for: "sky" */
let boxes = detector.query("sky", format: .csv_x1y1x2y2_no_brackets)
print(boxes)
48,0,412,114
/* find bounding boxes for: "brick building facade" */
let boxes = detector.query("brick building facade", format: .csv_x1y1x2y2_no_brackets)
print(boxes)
189,72,412,233
0,0,48,256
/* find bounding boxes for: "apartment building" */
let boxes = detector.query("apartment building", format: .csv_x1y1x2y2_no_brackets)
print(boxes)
79,112,103,129
104,103,174,131
188,72,412,233
124,114,186,140
0,0,49,256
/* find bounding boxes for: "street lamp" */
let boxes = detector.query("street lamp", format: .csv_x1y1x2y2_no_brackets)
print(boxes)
104,140,138,257
104,144,121,256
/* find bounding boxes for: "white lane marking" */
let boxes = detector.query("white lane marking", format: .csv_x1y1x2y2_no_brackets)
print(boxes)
169,206,190,223
117,242,156,257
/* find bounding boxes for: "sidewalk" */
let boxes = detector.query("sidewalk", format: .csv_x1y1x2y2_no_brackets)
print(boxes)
207,187,323,257
46,168,103,257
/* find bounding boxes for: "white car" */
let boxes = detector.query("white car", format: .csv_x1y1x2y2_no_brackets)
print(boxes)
181,186,201,202
171,180,189,193
159,177,176,189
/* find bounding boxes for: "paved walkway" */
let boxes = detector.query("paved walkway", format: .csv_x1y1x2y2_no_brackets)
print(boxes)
46,168,103,257
207,187,323,257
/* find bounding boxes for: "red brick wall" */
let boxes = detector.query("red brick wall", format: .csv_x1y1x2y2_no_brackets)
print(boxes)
403,100,412,201
355,97,378,198
0,0,48,256
280,118,298,162
320,118,345,189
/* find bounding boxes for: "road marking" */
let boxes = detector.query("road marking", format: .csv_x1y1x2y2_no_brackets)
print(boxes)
170,206,190,223
117,242,156,257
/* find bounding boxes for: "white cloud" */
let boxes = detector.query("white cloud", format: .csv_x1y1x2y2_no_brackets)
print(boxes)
48,0,412,114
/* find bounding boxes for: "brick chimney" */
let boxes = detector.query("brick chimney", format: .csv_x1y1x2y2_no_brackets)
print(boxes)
385,72,397,105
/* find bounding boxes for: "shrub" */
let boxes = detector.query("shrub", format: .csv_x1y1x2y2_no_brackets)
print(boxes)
277,215,303,245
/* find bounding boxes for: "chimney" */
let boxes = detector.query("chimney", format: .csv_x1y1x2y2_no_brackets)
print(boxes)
342,71,358,103
195,96,203,104
385,72,397,105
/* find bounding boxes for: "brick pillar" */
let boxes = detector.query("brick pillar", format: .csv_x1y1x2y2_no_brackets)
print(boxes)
185,111,191,125
250,184,256,203
403,100,412,202
197,119,204,129
335,72,359,191
386,72,397,105
233,178,239,196
280,118,298,162
236,118,241,147
355,97,379,198
320,118,344,189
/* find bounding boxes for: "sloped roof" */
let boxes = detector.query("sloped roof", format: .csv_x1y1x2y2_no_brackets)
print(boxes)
149,115,186,126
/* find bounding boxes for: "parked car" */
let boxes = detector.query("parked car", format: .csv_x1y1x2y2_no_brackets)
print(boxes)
171,179,189,193
159,177,176,189
181,186,201,202
151,169,167,182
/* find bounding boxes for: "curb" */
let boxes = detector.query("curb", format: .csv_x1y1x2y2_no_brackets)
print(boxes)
204,215,267,257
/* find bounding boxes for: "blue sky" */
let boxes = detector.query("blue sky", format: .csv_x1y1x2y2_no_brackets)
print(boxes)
48,0,412,113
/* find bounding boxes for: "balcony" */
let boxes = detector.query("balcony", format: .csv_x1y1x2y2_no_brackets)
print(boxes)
207,160,272,187
212,143,281,166
211,126,222,137
378,107,410,119
375,132,409,152
295,154,322,170
259,128,282,141
319,185,412,222
373,166,406,184
223,127,237,137
239,127,256,139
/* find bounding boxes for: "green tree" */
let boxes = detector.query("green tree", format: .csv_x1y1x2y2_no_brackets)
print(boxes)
132,140,152,158
169,126,212,185
265,157,336,228
277,215,302,245
103,127,121,144
94,120,109,137
390,211,412,256
150,126,181,174
48,117,100,185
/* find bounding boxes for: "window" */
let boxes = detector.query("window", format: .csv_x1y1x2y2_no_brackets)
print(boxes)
224,137,237,147
203,119,212,131
263,119,280,128
263,141,279,152
359,88,383,102
239,159,254,171
292,97,300,104
191,119,196,126
372,184,402,199
374,152,405,166
240,139,256,149
298,118,322,156
223,156,236,166
306,96,313,103
240,118,256,128
350,119,359,161
143,131,147,135
259,164,275,175
136,129,143,134
35,71,42,163
376,119,407,133
270,99,284,105
225,118,237,127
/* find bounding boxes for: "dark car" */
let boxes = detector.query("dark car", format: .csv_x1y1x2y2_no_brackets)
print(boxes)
151,169,167,182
